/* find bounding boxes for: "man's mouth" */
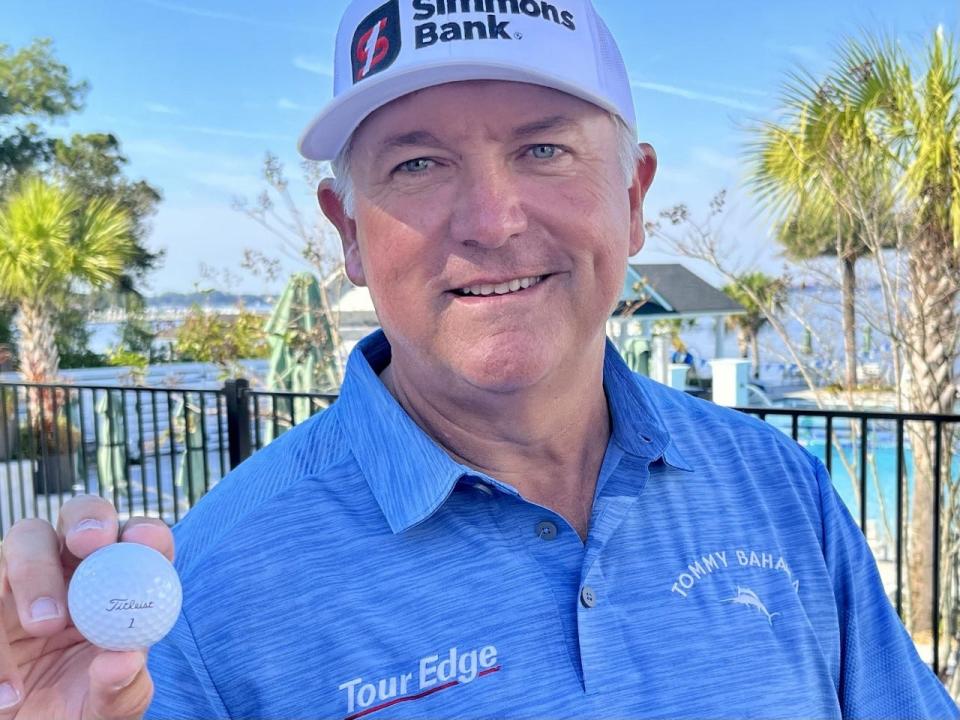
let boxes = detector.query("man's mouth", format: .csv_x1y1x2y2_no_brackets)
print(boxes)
451,275,546,297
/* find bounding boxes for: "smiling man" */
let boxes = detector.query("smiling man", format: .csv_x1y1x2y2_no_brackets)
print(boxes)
0,1,957,719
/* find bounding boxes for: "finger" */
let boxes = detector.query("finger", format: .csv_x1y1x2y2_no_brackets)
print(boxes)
119,519,175,563
56,495,121,567
84,650,153,720
1,519,67,636
0,621,24,715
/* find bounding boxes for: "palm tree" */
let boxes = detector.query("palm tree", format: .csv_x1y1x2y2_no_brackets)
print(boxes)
722,272,787,380
754,30,960,643
0,176,134,383
748,70,896,393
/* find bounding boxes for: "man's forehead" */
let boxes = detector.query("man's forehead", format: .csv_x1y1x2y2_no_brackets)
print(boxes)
353,80,608,145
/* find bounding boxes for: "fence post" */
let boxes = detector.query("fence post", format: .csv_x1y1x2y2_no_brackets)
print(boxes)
224,379,251,470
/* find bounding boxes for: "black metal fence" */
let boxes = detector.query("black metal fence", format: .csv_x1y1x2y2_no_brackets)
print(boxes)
0,380,335,531
737,405,960,675
0,379,957,673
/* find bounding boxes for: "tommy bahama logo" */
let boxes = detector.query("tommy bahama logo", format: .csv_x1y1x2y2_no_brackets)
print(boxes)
724,586,780,626
412,0,576,49
338,644,500,719
352,0,402,82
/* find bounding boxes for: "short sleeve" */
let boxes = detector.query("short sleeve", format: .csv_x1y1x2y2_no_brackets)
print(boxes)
813,457,960,719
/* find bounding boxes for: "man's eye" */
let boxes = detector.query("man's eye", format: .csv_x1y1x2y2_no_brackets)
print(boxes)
396,158,435,173
528,145,560,159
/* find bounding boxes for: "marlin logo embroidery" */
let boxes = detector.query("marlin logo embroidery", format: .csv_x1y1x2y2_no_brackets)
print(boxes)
724,586,780,625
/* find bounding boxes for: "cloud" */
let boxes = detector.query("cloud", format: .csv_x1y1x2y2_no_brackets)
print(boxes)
277,98,306,111
630,80,763,113
145,102,180,115
135,0,322,33
703,82,769,99
294,55,334,76
784,45,822,64
186,171,263,197
123,139,256,169
690,147,741,174
168,124,290,142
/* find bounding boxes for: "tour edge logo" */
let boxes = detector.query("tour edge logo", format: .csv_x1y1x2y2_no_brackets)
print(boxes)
352,0,578,82
338,644,500,719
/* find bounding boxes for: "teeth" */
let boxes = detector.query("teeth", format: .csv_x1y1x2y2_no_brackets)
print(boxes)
460,275,543,296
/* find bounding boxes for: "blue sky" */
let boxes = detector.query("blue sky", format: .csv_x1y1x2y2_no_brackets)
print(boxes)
4,0,958,294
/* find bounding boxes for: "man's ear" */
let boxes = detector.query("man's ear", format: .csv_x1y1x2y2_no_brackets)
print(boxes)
318,179,366,286
627,143,657,257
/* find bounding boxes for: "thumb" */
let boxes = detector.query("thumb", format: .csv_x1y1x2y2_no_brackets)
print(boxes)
83,650,153,720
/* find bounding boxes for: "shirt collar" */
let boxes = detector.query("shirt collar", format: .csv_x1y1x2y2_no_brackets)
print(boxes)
335,330,692,534
602,338,694,473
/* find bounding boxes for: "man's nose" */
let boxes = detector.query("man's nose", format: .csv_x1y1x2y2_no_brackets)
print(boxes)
448,160,528,249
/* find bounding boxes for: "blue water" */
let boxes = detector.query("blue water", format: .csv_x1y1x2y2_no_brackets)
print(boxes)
764,417,960,547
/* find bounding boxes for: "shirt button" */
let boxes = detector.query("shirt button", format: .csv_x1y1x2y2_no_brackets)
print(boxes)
535,520,558,540
580,586,597,608
473,483,494,496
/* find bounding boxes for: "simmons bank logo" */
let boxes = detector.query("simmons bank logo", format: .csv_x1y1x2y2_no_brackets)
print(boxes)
351,0,402,82
351,0,577,79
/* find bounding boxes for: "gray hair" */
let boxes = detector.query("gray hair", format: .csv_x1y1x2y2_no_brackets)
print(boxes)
330,113,643,218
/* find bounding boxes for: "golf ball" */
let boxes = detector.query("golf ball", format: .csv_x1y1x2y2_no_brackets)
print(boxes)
67,543,182,651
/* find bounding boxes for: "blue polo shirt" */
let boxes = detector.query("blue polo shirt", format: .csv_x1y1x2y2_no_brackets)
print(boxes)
146,330,957,719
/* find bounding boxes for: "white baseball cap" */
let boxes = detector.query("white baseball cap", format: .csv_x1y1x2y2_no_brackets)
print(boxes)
298,0,635,161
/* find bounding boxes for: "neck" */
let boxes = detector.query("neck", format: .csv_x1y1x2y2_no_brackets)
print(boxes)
380,341,611,539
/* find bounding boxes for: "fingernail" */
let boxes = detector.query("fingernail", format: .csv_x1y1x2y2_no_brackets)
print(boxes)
73,518,105,533
29,597,61,622
0,682,20,709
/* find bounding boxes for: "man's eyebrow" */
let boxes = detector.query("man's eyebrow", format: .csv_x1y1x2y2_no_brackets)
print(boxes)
510,115,579,139
377,130,446,151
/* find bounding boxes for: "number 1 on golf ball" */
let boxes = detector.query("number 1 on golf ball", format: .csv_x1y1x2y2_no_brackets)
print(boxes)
68,543,182,651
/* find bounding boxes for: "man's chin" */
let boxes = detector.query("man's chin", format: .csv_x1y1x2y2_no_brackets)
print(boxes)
453,347,557,395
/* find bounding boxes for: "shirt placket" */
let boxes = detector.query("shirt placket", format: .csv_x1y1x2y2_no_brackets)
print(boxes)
577,457,654,695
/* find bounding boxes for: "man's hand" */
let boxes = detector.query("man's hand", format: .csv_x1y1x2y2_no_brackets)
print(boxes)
0,495,174,719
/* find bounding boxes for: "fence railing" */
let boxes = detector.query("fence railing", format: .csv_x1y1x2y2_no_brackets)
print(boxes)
0,379,957,674
737,405,959,675
0,379,336,530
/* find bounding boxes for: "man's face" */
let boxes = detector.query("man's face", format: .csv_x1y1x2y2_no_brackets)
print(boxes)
321,81,655,394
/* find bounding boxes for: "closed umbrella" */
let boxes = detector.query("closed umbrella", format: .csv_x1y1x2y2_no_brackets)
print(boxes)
263,273,340,442
174,395,206,507
95,390,127,496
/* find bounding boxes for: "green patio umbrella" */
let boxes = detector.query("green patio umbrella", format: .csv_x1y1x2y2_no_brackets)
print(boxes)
621,337,651,376
263,273,341,443
95,390,127,495
174,394,206,506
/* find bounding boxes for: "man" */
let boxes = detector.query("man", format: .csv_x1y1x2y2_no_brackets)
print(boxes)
0,1,957,718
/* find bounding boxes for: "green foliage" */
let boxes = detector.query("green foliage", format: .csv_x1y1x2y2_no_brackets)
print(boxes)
0,39,87,187
55,302,106,369
0,176,135,301
118,315,157,357
107,348,149,371
0,176,135,378
722,272,787,336
50,133,163,281
107,348,149,385
0,302,14,346
1,41,162,287
18,414,80,458
748,28,960,252
174,305,270,376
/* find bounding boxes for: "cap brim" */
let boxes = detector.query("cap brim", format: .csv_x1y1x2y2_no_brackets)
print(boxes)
297,60,628,161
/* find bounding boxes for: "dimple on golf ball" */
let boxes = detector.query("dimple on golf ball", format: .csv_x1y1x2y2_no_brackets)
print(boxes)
67,543,182,651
